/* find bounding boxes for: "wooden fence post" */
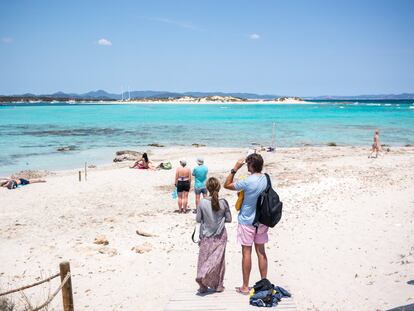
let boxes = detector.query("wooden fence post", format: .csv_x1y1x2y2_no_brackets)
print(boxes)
78,171,81,182
60,261,74,311
84,162,87,181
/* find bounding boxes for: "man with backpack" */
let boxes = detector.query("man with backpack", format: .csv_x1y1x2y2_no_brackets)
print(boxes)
224,153,270,295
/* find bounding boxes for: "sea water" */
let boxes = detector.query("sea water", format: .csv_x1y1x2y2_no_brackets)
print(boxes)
0,100,413,175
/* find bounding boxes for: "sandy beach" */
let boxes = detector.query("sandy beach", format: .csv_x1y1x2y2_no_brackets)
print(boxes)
1,146,413,311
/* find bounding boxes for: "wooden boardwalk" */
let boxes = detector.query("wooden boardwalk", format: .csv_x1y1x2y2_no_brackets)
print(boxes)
164,289,297,311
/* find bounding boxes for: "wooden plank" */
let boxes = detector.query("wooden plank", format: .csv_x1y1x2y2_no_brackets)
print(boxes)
164,289,297,311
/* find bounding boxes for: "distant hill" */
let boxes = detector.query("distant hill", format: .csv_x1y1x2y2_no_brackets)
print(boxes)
2,90,280,100
1,90,414,101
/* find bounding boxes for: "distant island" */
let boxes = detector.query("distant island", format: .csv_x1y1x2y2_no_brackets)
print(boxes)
0,89,413,103
0,95,307,104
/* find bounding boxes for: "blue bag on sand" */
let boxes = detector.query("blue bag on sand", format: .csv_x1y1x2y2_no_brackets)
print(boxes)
171,188,178,199
249,279,291,308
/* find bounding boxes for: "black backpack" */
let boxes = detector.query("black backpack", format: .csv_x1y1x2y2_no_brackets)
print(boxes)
253,173,283,228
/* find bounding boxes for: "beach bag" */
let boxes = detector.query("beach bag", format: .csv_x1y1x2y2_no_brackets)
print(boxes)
159,162,172,170
235,175,247,211
171,187,178,199
253,173,283,228
235,190,244,211
191,225,200,244
253,278,273,292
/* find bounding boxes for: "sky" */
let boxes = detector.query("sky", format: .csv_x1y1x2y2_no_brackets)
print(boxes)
0,0,413,96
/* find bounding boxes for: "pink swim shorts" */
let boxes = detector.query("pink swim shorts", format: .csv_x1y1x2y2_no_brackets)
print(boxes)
237,224,269,246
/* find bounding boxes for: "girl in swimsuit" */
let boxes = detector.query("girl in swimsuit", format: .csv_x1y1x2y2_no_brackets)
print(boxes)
130,153,154,170
175,160,191,213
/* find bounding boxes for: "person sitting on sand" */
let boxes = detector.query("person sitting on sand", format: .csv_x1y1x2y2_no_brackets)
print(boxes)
175,160,191,213
0,178,46,190
193,158,208,208
196,177,232,293
369,130,381,158
130,153,154,169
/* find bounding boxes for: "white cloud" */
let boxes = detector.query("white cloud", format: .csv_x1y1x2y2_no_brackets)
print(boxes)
1,37,13,44
249,33,261,40
149,17,198,30
98,38,112,46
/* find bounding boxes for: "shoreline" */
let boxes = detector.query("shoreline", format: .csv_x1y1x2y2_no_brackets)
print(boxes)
2,100,312,105
4,145,413,178
5,145,414,177
2,99,413,107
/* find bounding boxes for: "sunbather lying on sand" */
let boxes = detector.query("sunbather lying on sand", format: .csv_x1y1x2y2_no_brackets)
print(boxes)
0,178,46,189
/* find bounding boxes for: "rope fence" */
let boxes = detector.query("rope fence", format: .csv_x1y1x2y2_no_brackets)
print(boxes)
0,273,60,297
0,261,74,311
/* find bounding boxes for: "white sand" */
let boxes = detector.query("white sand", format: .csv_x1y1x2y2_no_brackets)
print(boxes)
1,146,413,310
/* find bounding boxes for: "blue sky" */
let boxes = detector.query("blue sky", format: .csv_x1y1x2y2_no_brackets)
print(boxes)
0,0,413,96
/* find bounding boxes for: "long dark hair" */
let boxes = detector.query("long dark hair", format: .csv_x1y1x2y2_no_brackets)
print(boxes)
206,177,221,212
142,153,149,163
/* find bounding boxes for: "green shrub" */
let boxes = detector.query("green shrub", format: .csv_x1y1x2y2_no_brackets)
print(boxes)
0,298,15,311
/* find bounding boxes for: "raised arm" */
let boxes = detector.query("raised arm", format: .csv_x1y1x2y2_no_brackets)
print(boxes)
224,159,245,190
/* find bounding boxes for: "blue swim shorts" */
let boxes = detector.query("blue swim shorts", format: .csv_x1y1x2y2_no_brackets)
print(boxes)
194,187,207,195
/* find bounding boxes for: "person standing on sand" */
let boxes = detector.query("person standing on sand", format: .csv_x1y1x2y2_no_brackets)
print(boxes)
224,153,269,294
369,130,381,158
193,158,208,208
196,177,232,293
175,160,191,213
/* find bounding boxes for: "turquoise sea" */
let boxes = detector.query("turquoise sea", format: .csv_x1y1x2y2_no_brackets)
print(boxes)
0,100,413,175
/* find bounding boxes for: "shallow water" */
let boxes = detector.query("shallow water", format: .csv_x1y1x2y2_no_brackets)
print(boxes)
0,100,413,175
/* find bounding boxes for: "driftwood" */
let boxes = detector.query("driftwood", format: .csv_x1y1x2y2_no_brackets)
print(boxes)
136,229,158,237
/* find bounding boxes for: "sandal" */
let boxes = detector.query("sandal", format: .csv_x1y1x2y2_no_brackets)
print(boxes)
215,286,225,292
235,287,250,295
197,287,208,294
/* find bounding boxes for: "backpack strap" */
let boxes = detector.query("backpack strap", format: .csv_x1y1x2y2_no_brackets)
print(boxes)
264,173,271,191
219,198,229,207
